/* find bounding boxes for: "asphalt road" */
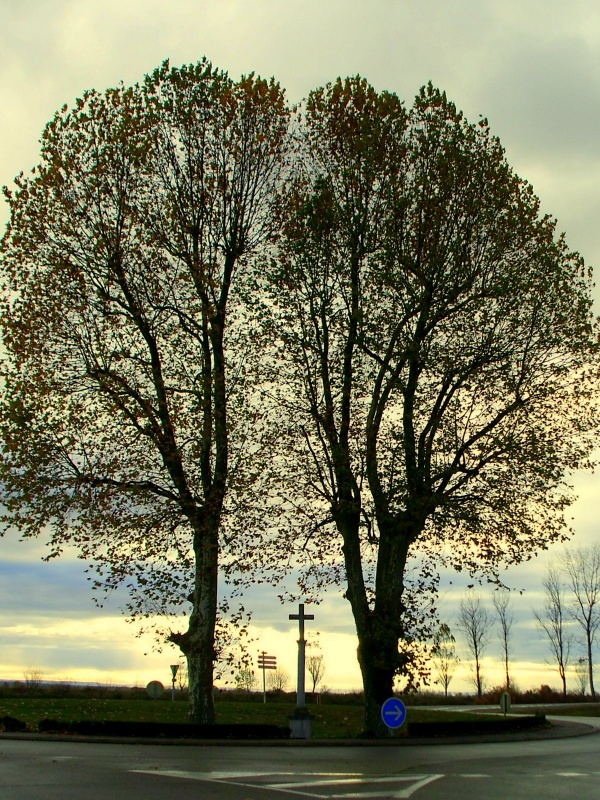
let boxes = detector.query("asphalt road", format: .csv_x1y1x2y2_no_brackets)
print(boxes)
1,716,599,800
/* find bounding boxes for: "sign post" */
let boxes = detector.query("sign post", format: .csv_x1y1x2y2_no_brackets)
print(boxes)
170,664,179,702
257,652,277,703
500,691,511,717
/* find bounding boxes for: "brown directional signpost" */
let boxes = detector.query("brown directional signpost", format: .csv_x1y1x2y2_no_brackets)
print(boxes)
257,651,277,703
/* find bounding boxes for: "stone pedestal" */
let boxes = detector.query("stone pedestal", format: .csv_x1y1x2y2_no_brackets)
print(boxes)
289,707,313,739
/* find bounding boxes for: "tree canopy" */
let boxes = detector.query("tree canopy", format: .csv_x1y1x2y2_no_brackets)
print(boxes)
1,64,598,736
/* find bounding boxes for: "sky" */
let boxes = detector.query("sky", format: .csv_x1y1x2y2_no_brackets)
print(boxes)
1,0,600,697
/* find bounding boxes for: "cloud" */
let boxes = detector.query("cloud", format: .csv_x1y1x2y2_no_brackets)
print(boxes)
476,37,600,165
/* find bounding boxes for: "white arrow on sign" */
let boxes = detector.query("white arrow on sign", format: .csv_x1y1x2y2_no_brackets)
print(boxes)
387,707,404,722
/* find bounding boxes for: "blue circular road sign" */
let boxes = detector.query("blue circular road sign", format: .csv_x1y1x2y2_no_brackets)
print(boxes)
381,697,407,729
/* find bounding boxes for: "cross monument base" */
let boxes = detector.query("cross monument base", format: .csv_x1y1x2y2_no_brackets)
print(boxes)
288,706,313,739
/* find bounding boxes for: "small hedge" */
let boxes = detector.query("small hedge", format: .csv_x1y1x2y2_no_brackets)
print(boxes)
36,719,290,739
407,714,547,738
1,713,548,740
0,715,28,732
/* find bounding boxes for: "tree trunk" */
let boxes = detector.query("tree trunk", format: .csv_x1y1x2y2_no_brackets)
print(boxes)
170,513,220,724
560,666,567,699
357,626,397,738
343,515,410,737
587,637,596,700
475,659,483,698
186,641,216,723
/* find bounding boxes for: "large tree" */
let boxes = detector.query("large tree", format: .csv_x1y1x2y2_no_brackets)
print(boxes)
0,60,290,722
266,78,599,735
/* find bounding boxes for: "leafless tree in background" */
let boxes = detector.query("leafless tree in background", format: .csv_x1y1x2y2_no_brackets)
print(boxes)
176,660,189,692
431,623,460,697
23,667,44,694
561,545,600,700
266,667,291,692
458,592,493,697
493,589,515,691
234,667,257,693
534,564,573,698
307,654,326,694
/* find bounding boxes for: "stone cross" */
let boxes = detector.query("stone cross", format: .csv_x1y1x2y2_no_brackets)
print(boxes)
289,603,314,708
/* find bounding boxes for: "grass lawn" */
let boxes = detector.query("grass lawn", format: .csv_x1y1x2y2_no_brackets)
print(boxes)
0,697,503,739
516,703,600,718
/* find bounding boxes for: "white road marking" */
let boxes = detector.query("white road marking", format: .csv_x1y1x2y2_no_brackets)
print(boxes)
267,774,443,798
206,771,362,781
206,771,298,780
131,768,600,797
131,769,443,798
267,775,426,789
557,772,588,777
327,775,444,799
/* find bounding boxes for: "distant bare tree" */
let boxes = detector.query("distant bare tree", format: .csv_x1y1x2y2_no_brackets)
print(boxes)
234,667,256,693
266,666,291,692
431,624,459,697
458,592,493,698
493,589,515,691
307,654,326,694
534,565,572,698
23,667,44,693
176,660,189,692
95,677,116,699
561,545,600,700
